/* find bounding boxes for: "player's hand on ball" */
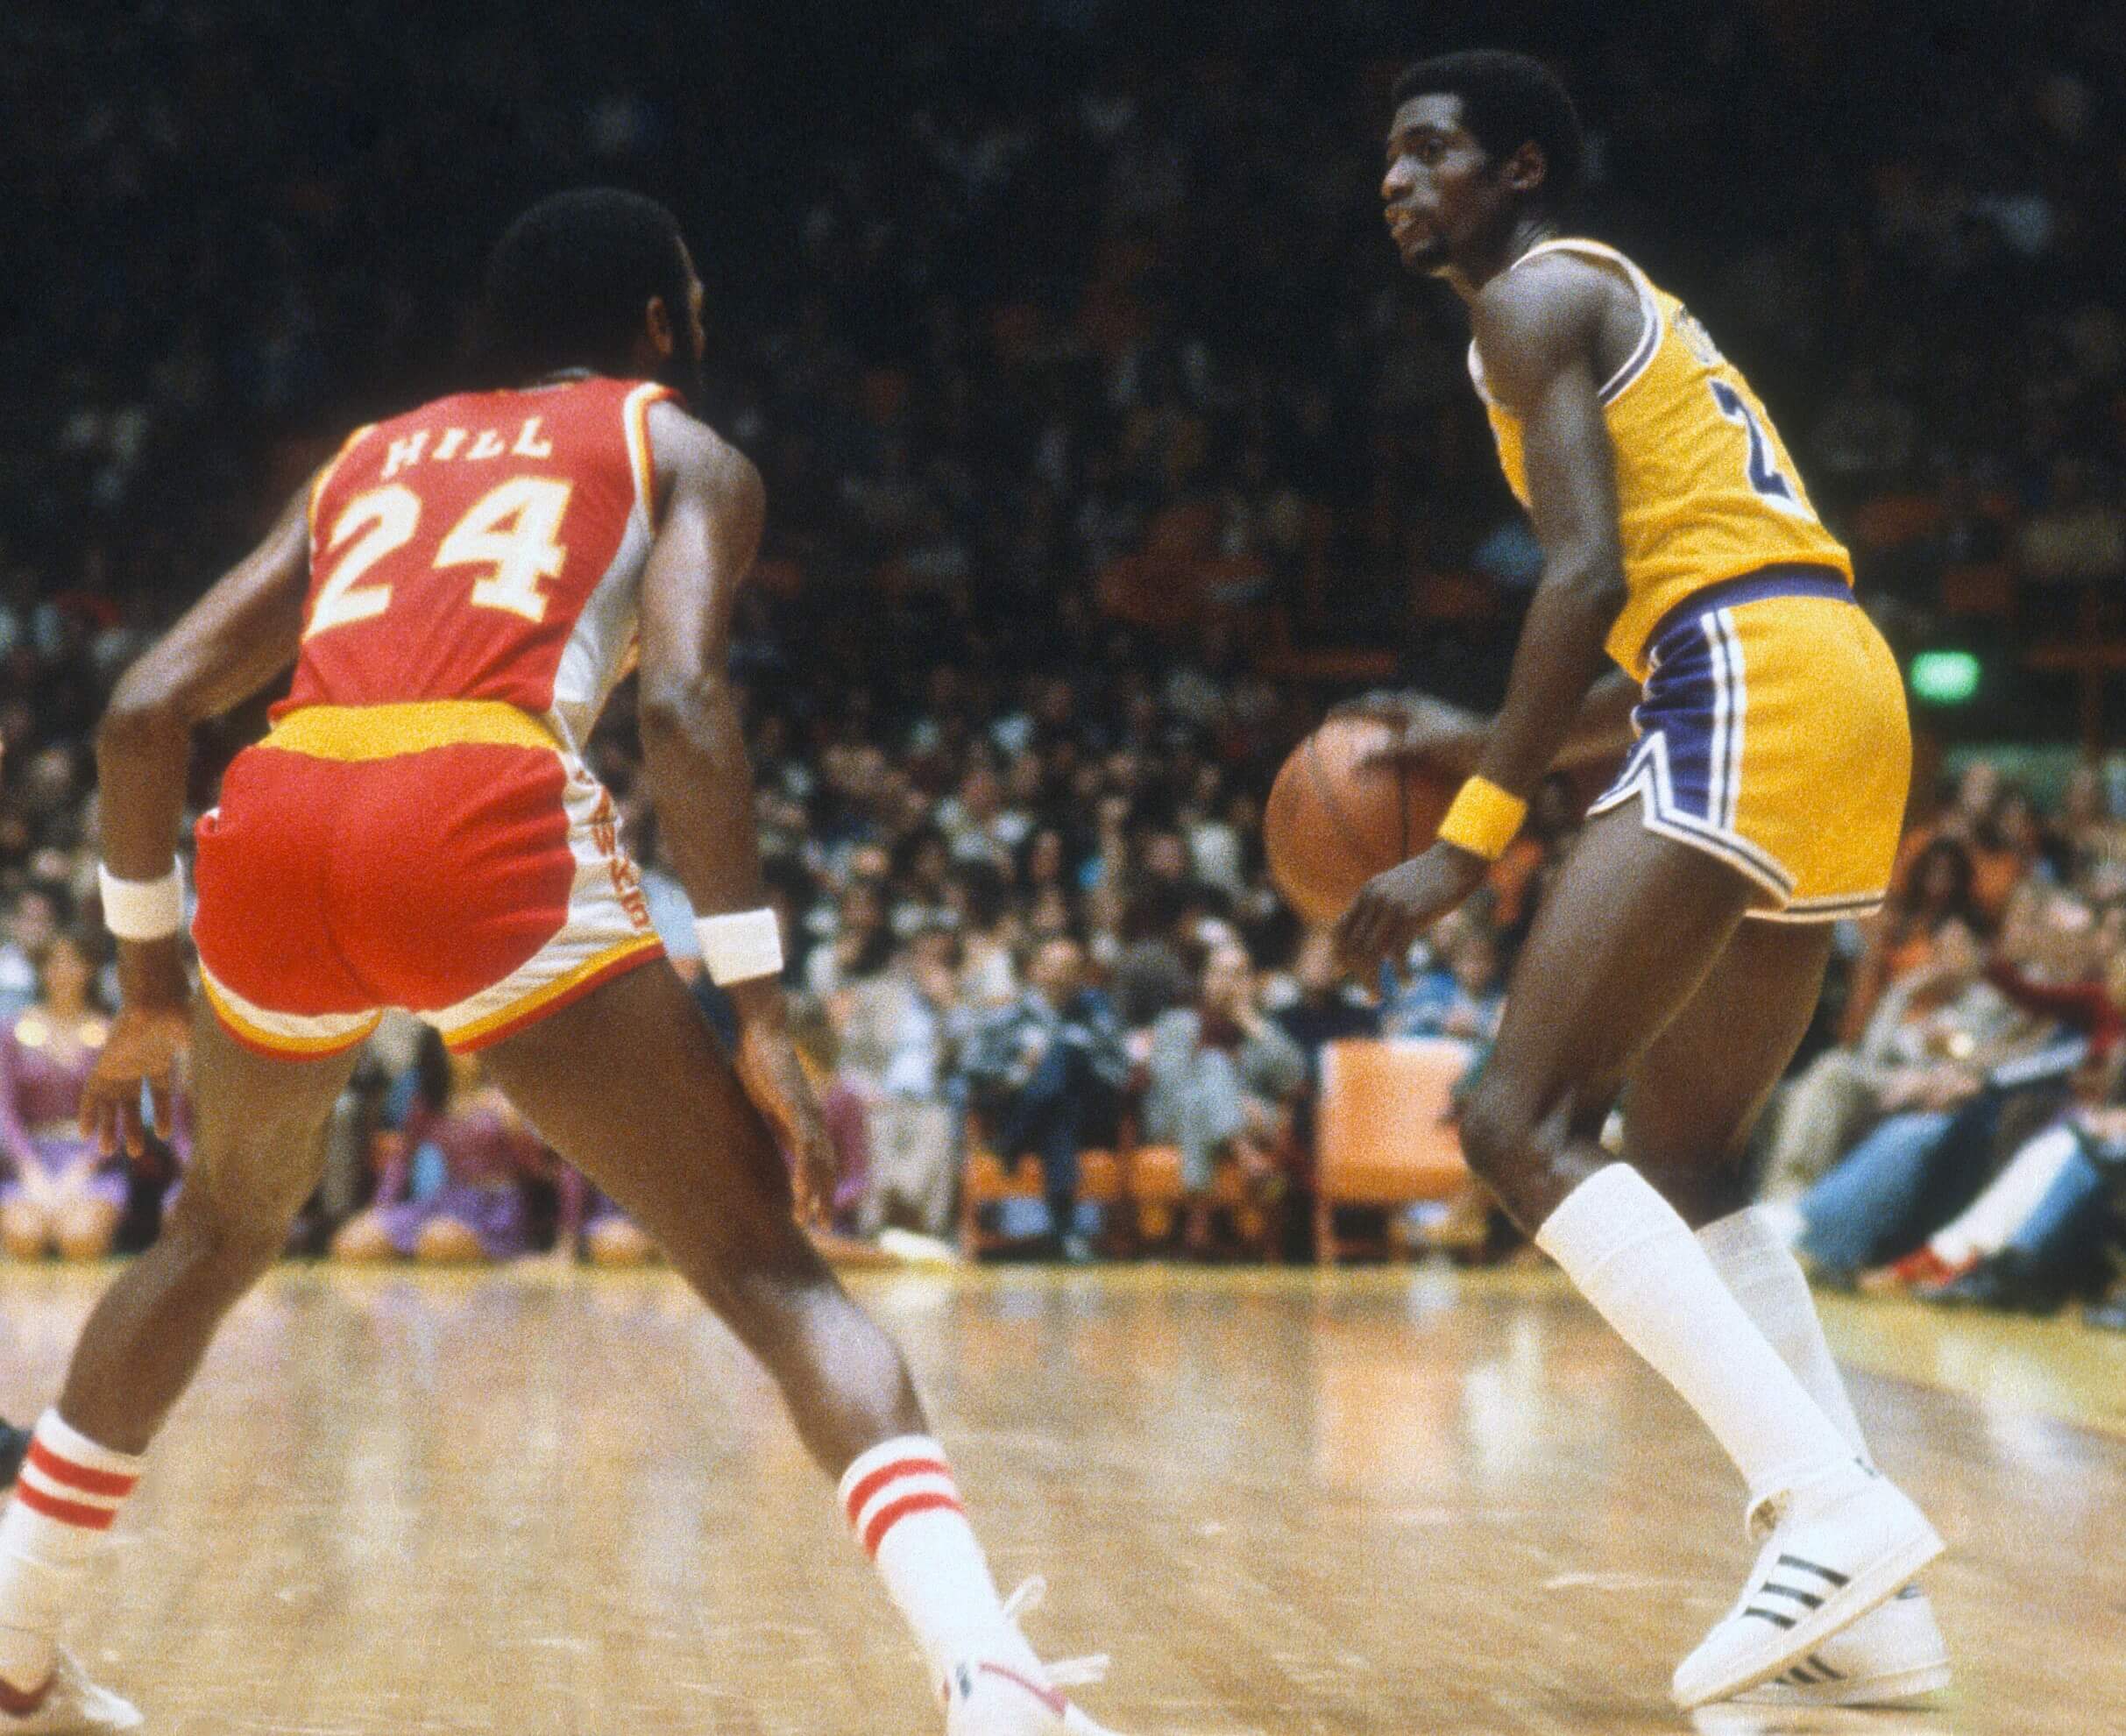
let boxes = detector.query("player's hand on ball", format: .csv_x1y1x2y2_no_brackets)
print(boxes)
1329,691,1487,777
1333,843,1489,977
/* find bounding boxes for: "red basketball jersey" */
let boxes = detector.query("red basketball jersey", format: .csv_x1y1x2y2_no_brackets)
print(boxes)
283,374,676,752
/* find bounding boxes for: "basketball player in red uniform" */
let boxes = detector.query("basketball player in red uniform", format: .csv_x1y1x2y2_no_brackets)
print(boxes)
0,191,1123,1736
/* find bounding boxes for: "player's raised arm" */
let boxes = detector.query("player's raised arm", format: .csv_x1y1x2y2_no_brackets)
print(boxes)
1336,258,1624,972
83,481,315,1155
634,401,837,1215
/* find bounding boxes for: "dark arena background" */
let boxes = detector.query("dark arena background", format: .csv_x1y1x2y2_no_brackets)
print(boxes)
3,3,2124,1732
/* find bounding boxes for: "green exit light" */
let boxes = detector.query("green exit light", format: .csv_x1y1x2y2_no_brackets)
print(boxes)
1910,649,1981,705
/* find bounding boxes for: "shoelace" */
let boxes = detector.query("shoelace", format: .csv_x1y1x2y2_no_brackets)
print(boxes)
1001,1578,1111,1690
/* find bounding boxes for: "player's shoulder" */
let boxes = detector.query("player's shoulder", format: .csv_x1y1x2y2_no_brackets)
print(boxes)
1471,251,1618,400
646,397,761,501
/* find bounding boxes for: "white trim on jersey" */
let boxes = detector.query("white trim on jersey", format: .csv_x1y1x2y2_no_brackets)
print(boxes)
542,382,670,758
1478,237,1663,405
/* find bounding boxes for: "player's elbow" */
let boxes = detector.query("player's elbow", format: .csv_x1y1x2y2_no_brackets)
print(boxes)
98,660,193,757
1549,550,1626,622
637,667,733,748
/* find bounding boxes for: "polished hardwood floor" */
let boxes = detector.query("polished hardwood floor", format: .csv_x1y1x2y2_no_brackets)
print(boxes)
0,1261,2119,1734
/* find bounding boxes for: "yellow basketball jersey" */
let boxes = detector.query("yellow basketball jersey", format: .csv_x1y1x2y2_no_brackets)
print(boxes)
1470,238,1852,678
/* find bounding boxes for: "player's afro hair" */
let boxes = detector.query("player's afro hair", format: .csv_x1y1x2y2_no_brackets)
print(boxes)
1392,50,1584,212
473,188,692,386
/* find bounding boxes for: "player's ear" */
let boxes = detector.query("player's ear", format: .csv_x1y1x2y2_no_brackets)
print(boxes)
643,294,677,361
1504,139,1548,200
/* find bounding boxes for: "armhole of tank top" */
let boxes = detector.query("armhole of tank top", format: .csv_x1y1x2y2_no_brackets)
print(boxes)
1466,339,1498,408
623,383,674,535
308,422,375,552
1513,240,1662,406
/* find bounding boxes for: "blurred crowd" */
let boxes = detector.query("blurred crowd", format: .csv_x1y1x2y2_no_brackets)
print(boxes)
4,5,2126,1314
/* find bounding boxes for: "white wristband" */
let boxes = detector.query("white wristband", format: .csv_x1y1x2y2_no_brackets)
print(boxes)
696,908,783,987
98,861,185,941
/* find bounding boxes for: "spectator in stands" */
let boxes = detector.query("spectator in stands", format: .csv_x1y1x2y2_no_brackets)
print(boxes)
1861,1049,2123,1303
962,936,1128,1260
0,887,65,1022
1,930,152,1261
1140,938,1306,1256
1379,915,1506,1050
1840,837,1986,1043
1760,924,2020,1208
786,996,873,1236
1271,929,1380,1079
1791,931,2094,1280
834,928,966,1242
330,1033,561,1265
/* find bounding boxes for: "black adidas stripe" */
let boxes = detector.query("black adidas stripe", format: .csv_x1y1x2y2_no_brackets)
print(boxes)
1775,1554,1852,1588
1743,1607,1797,1629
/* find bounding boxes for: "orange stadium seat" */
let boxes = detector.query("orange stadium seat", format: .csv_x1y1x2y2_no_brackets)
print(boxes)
958,1146,1045,1257
1127,1142,1279,1258
959,1144,1126,1258
1313,1038,1471,1265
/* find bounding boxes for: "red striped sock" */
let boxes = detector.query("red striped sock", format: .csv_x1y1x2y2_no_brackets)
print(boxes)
837,1435,1038,1688
0,1413,142,1692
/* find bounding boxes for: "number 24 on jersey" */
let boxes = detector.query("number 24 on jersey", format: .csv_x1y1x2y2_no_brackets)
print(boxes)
307,476,574,640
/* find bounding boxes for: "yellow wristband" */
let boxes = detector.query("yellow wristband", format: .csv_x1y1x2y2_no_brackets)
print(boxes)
1435,776,1527,862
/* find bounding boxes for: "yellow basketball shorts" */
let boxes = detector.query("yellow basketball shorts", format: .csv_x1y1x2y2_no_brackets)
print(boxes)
1589,567,1911,921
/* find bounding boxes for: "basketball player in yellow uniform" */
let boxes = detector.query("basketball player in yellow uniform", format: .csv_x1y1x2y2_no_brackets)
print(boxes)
1335,52,1949,1711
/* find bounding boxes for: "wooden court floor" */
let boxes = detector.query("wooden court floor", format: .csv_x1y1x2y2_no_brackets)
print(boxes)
0,1262,2121,1735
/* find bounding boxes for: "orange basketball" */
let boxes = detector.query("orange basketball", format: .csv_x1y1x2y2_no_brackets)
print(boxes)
1264,717,1455,925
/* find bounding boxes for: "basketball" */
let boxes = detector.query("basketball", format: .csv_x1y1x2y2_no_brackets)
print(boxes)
1264,716,1456,925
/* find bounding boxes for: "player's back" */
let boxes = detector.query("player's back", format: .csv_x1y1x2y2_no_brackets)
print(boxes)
287,373,675,755
193,372,677,1054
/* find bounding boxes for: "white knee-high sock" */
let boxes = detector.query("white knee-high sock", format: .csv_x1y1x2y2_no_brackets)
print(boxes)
1699,1204,1868,1455
839,1436,1040,1689
1536,1166,1854,1511
0,1411,144,1692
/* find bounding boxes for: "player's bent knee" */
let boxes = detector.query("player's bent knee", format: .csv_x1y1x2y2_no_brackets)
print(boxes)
1456,1078,1541,1189
159,1188,297,1287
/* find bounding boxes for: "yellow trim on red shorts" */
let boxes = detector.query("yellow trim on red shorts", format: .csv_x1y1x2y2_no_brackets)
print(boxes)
200,974,382,1060
442,934,665,1053
261,700,557,762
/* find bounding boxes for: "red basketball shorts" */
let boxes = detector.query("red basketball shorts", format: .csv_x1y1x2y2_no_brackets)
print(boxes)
192,701,663,1059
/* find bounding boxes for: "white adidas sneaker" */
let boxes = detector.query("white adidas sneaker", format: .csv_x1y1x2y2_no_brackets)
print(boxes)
1671,1461,1945,1711
1733,1583,1950,1707
0,1650,142,1733
942,1580,1128,1735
